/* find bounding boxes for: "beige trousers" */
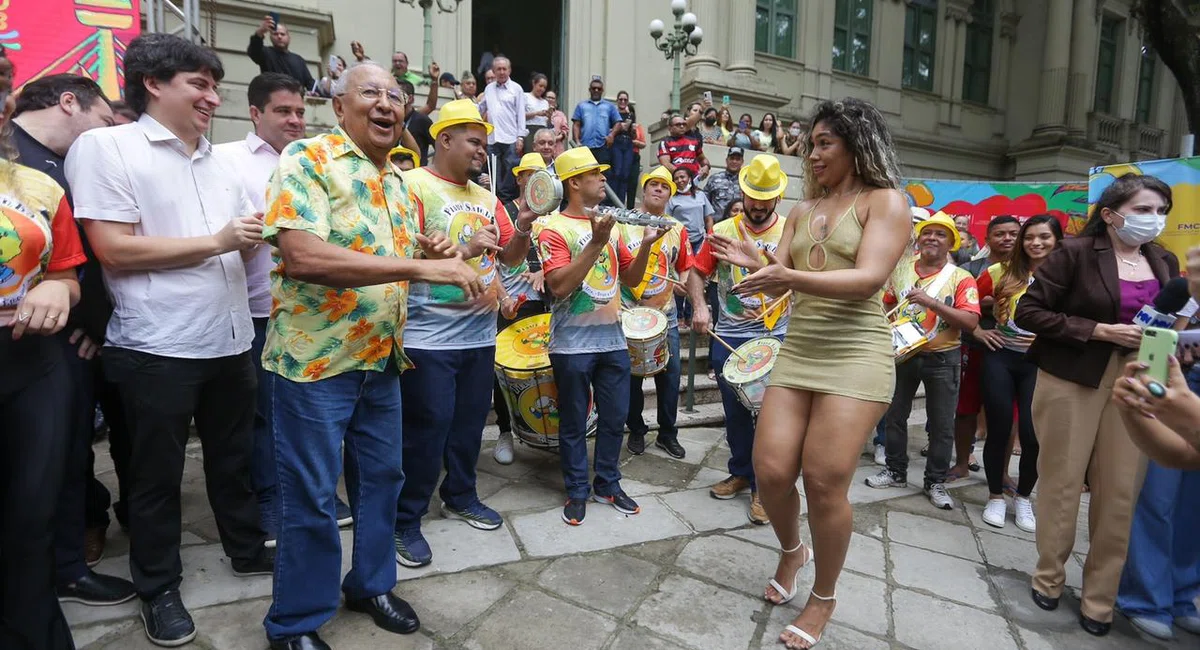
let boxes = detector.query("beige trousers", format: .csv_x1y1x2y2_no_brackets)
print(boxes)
1031,351,1147,623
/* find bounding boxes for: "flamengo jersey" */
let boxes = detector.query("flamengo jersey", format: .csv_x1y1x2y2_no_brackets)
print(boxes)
619,221,692,329
403,167,515,349
693,214,790,338
536,212,634,355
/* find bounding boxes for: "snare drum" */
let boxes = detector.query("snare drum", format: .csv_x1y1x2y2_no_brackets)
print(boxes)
622,307,669,376
721,337,780,414
495,314,596,448
890,317,929,363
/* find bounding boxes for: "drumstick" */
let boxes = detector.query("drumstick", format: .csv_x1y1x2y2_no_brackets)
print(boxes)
648,272,686,287
884,298,909,321
757,290,793,321
709,331,749,363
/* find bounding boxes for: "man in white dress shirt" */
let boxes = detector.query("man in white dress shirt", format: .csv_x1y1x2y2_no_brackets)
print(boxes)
479,56,525,201
213,72,308,549
65,33,271,647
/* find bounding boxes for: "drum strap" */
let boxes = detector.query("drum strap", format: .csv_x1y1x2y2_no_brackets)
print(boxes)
630,237,663,300
902,262,958,335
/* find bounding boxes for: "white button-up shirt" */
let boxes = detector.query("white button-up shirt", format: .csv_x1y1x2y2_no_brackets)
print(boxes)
65,114,256,359
213,132,280,318
482,79,526,145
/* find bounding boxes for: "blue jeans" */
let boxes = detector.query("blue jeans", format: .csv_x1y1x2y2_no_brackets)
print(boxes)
1115,367,1200,625
610,138,634,205
396,347,494,528
884,349,960,488
711,334,774,489
627,326,681,440
549,350,630,499
264,365,404,640
251,317,277,535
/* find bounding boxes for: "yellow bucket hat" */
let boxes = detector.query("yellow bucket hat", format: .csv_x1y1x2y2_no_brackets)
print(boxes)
916,211,962,252
553,146,610,182
738,154,788,201
388,145,421,168
639,165,677,196
512,152,547,176
430,98,494,139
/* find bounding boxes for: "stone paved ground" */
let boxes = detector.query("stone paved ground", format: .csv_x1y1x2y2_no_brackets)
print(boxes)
69,427,1191,650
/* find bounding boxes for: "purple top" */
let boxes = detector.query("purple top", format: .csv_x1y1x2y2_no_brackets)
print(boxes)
1118,279,1162,324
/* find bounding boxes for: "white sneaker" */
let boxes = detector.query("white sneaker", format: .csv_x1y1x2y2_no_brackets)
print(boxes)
982,498,1007,528
493,430,514,465
1013,496,1036,532
873,444,886,466
865,468,906,489
925,483,954,510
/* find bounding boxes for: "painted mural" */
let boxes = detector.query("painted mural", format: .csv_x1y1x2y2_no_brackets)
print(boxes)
1089,156,1200,265
903,179,1090,245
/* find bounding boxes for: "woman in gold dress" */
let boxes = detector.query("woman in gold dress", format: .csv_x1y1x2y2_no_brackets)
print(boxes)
718,98,911,648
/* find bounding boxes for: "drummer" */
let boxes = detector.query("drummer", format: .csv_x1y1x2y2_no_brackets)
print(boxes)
535,146,667,525
394,99,538,568
622,166,693,460
492,152,551,465
687,154,792,525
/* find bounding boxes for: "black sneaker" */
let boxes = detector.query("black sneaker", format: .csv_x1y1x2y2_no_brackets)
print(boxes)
626,432,646,455
57,570,137,606
562,498,587,525
593,490,641,515
655,436,686,459
231,549,274,577
141,590,196,647
335,497,354,528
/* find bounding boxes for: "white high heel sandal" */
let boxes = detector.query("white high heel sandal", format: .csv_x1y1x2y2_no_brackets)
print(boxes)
765,540,812,604
782,590,837,648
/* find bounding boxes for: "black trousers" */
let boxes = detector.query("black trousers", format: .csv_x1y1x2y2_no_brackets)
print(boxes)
980,347,1040,497
0,333,75,650
103,348,264,599
94,361,132,528
489,141,520,202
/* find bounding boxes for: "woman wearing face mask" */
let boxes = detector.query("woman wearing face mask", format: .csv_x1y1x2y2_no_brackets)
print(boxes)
544,90,570,157
780,120,804,156
1015,173,1178,637
754,112,783,153
699,107,724,145
727,113,758,150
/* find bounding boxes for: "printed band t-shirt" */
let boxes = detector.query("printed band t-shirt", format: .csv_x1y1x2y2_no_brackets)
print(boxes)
499,198,541,304
884,260,980,353
404,167,515,349
692,214,790,338
975,263,1035,352
0,164,86,308
536,212,634,354
619,222,692,329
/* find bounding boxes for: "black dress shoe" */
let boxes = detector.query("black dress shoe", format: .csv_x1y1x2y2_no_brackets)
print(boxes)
1030,588,1059,611
232,548,275,577
1079,614,1111,636
141,590,196,647
655,436,686,459
269,632,331,650
345,592,420,634
626,432,646,455
57,570,137,606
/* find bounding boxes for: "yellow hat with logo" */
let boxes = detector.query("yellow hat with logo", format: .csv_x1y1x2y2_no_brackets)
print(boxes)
430,98,494,139
512,152,547,176
738,154,788,201
915,211,962,252
639,165,677,196
553,146,610,182
388,145,421,168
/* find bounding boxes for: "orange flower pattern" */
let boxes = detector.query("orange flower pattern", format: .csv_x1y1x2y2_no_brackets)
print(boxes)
260,127,419,382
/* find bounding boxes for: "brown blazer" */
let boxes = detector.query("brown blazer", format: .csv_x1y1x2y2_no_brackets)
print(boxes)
1015,231,1179,388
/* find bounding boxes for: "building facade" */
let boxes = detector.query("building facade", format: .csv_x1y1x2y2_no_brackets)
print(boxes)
178,0,1189,184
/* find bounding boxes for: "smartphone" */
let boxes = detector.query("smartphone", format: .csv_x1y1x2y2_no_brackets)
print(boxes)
1138,327,1179,384
703,90,712,104
269,11,280,28
721,94,730,106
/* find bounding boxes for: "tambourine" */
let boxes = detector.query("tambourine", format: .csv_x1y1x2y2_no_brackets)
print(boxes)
525,168,564,215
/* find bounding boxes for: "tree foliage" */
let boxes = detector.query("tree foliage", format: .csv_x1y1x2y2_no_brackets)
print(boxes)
1132,0,1200,154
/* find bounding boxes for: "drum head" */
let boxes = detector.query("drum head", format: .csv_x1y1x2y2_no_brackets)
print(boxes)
621,307,668,339
525,169,563,215
722,337,780,383
496,313,552,370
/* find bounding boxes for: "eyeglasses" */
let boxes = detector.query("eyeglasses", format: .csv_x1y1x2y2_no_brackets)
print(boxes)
670,122,685,128
341,86,408,107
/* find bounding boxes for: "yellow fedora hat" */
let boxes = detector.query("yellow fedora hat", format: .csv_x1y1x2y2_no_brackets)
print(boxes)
553,146,610,182
388,145,421,168
738,154,788,201
512,152,547,176
430,98,494,139
916,211,963,252
639,165,677,196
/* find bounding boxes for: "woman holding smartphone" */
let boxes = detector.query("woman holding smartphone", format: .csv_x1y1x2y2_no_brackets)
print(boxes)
1015,173,1178,637
726,113,758,150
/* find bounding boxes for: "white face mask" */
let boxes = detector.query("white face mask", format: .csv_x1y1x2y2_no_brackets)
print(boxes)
1111,209,1167,246
789,127,801,137
677,182,691,194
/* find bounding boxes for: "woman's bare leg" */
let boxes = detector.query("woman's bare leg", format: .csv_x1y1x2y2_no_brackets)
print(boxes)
753,386,812,604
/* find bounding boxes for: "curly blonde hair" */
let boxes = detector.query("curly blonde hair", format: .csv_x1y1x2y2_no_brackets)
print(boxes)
800,98,902,200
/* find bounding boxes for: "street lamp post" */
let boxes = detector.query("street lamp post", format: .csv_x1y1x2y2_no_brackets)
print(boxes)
648,0,704,113
398,0,463,72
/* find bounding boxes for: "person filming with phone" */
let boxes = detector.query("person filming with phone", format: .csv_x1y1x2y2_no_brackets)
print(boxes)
247,14,315,92
1014,173,1178,637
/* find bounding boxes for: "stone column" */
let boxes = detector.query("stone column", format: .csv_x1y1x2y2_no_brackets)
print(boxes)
685,0,722,70
1032,0,1073,136
1065,0,1097,135
991,9,1022,135
726,0,757,74
939,0,973,125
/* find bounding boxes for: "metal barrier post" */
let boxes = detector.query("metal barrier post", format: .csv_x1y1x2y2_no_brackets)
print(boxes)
683,328,697,413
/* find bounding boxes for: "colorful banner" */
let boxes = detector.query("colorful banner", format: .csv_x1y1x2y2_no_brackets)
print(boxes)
5,0,141,100
1089,157,1200,265
903,179,1090,245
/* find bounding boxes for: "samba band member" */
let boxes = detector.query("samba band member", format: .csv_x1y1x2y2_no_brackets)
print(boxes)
394,99,534,568
687,154,791,526
534,146,666,526
492,152,551,465
622,166,692,460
